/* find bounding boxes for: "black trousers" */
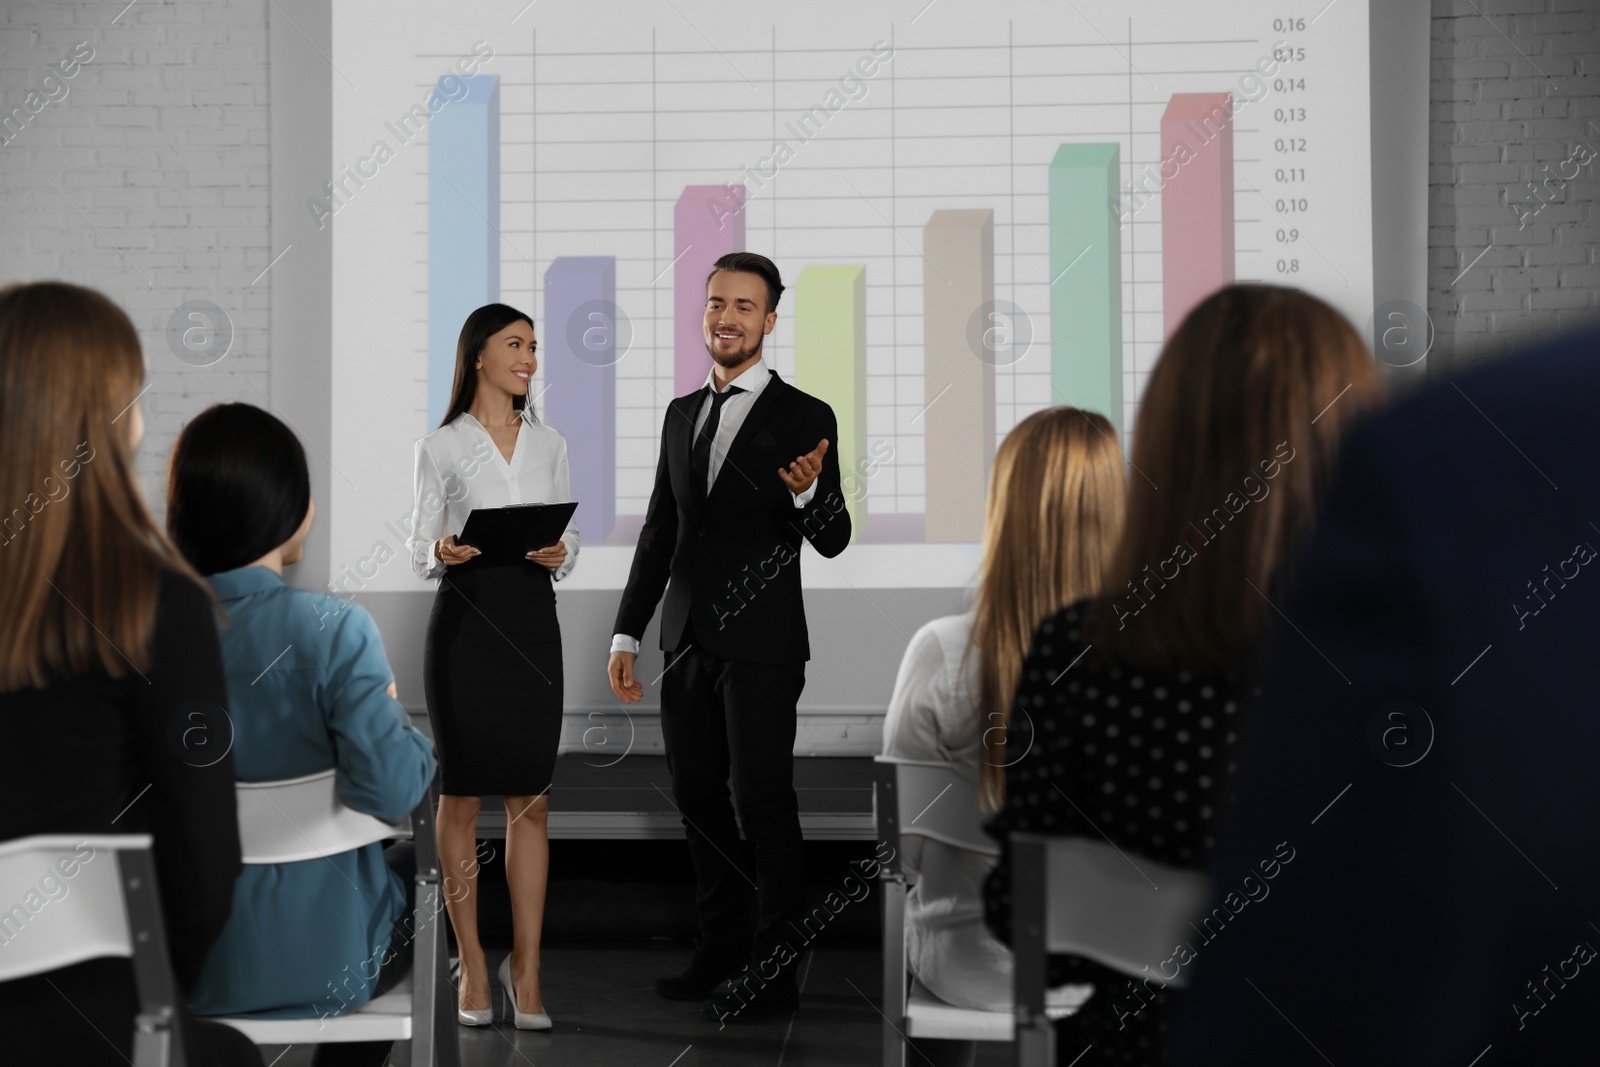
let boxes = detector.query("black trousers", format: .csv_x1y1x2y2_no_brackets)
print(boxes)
659,627,807,970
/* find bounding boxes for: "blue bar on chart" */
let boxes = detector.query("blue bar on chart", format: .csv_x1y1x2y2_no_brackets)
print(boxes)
428,73,499,429
543,256,617,545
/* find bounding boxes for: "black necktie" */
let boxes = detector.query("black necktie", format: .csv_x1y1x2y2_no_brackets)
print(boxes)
692,384,743,498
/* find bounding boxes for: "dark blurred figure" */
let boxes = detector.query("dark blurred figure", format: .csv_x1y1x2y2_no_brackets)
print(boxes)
1169,324,1600,1062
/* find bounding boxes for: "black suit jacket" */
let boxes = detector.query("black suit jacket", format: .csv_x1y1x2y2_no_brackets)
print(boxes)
1168,325,1600,1063
614,369,850,663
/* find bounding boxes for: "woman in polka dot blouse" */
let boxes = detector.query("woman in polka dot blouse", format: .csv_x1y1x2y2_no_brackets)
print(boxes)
981,285,1386,1066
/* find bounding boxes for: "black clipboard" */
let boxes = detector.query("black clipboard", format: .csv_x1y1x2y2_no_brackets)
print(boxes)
458,502,578,565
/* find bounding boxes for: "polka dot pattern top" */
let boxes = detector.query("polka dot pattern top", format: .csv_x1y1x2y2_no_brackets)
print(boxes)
981,599,1260,1064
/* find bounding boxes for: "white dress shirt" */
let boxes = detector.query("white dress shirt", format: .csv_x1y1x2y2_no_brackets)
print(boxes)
406,405,580,583
609,356,817,656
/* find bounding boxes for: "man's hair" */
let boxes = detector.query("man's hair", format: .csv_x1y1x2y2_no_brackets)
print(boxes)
707,252,785,313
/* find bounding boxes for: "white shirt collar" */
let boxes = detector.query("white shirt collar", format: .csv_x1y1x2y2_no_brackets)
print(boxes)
454,403,539,431
701,355,771,398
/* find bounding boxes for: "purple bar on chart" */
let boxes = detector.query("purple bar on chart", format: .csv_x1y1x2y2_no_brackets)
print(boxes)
1161,93,1235,339
674,185,746,397
923,209,995,544
543,256,617,544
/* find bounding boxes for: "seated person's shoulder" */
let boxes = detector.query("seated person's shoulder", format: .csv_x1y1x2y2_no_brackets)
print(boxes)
302,588,378,635
156,566,217,626
911,611,971,649
266,586,385,660
901,612,979,682
1034,598,1091,646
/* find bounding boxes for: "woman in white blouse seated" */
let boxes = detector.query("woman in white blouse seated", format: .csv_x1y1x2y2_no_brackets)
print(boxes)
405,303,579,1029
881,407,1125,1035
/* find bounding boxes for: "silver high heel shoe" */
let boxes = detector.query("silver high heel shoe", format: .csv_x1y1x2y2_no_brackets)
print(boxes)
498,954,553,1031
454,958,493,1027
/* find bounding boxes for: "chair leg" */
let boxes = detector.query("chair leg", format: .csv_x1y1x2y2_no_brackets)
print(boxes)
882,875,909,1067
131,1019,178,1067
1012,839,1053,1067
413,879,460,1067
1015,1020,1055,1067
120,848,188,1067
408,776,459,1067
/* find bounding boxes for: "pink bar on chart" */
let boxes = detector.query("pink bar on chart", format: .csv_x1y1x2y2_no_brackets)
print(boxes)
674,186,746,397
1160,93,1235,339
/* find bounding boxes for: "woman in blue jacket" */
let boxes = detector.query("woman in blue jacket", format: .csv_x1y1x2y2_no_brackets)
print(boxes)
169,403,436,1067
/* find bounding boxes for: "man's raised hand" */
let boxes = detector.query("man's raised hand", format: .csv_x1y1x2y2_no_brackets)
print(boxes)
778,438,830,495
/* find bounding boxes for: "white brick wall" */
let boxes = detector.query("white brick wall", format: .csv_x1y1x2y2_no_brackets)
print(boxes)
0,0,269,512
0,0,1593,489
1430,0,1600,373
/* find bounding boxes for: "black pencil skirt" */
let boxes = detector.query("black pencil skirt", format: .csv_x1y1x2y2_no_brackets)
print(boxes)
423,560,564,797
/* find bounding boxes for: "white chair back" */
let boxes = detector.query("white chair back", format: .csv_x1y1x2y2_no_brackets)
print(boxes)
0,834,149,983
235,769,403,864
874,756,996,857
1011,833,1212,1067
215,773,457,1066
0,833,185,1065
873,756,1012,1067
1040,835,1211,986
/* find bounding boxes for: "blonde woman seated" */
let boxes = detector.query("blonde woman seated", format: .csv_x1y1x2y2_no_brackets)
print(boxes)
881,407,1125,1021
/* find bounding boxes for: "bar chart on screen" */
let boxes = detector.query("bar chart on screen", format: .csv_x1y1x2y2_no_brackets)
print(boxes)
329,0,1372,590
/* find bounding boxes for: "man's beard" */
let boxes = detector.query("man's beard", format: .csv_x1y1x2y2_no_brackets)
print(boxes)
705,331,763,367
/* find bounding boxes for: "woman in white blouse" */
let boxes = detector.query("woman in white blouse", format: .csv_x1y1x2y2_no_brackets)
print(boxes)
881,407,1123,1045
406,303,579,1030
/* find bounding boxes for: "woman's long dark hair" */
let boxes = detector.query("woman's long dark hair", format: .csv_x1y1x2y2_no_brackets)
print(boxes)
167,403,311,576
437,303,534,430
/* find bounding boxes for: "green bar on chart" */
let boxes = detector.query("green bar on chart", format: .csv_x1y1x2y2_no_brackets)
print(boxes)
794,265,866,541
1049,142,1123,438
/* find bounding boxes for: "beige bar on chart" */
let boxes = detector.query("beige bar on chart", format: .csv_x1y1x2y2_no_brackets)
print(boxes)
922,208,995,544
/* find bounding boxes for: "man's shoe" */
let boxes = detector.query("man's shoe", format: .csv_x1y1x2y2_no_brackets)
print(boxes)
655,949,747,1001
700,969,800,1025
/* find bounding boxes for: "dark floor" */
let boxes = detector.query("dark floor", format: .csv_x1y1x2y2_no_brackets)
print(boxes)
256,941,1011,1066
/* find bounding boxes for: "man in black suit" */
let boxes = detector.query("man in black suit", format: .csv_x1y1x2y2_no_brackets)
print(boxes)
608,252,850,1022
1167,324,1600,1063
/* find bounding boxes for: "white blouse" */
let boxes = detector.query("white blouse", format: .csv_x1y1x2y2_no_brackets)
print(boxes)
883,610,1091,1015
405,406,581,583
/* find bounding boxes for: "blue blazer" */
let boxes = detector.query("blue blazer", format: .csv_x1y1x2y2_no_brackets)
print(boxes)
1168,324,1600,1062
